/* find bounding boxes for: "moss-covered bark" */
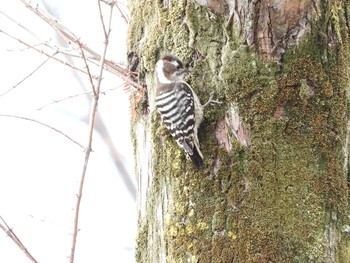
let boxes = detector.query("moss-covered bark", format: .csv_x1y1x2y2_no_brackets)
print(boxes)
128,0,350,262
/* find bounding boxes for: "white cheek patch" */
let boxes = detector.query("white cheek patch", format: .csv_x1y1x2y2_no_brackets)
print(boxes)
156,60,171,84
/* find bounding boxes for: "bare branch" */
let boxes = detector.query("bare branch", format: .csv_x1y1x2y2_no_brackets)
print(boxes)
77,40,96,96
37,91,93,110
0,29,96,78
37,83,124,110
0,114,85,150
99,0,114,5
0,56,53,98
69,2,114,263
99,0,128,24
0,216,39,263
2,3,135,262
0,9,43,42
20,0,142,89
115,1,129,24
98,1,108,38
0,9,88,60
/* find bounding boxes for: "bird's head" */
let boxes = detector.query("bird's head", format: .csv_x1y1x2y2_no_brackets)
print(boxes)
155,54,189,84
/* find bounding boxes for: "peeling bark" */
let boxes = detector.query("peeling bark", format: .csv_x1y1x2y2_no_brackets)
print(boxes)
229,0,316,60
226,104,250,148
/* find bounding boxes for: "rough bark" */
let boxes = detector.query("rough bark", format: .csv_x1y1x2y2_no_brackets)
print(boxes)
128,0,350,262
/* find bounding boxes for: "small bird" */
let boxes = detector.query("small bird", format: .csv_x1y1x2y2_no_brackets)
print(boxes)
155,54,215,169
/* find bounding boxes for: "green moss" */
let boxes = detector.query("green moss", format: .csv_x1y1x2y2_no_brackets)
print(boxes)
219,46,280,124
129,0,350,262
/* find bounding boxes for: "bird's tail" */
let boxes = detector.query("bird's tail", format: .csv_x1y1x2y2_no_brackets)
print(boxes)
189,145,204,169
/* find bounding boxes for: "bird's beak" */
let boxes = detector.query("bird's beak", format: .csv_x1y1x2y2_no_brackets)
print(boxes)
181,68,191,74
175,68,191,79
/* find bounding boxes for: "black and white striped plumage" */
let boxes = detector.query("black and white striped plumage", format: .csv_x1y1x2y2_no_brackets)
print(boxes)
155,54,204,169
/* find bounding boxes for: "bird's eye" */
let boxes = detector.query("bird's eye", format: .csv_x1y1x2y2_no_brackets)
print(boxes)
168,60,181,70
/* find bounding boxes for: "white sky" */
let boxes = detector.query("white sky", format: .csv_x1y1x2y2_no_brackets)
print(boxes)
0,1,136,262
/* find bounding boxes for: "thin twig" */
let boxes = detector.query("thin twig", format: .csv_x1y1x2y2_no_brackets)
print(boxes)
77,40,96,96
69,2,114,263
0,216,39,263
0,29,96,78
6,42,47,52
0,55,53,98
115,0,129,24
37,91,93,110
0,114,85,150
100,0,129,24
0,9,43,42
20,0,142,89
0,10,85,59
99,0,114,5
37,83,124,110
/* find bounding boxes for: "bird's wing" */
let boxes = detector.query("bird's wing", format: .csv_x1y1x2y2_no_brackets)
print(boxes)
157,82,196,153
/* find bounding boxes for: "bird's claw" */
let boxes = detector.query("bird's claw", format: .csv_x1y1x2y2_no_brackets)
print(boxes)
203,91,222,107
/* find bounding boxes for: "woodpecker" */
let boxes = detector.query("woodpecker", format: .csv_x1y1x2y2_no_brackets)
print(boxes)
155,54,212,169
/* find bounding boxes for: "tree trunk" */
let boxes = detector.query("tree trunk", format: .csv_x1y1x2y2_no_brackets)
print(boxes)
128,0,350,262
